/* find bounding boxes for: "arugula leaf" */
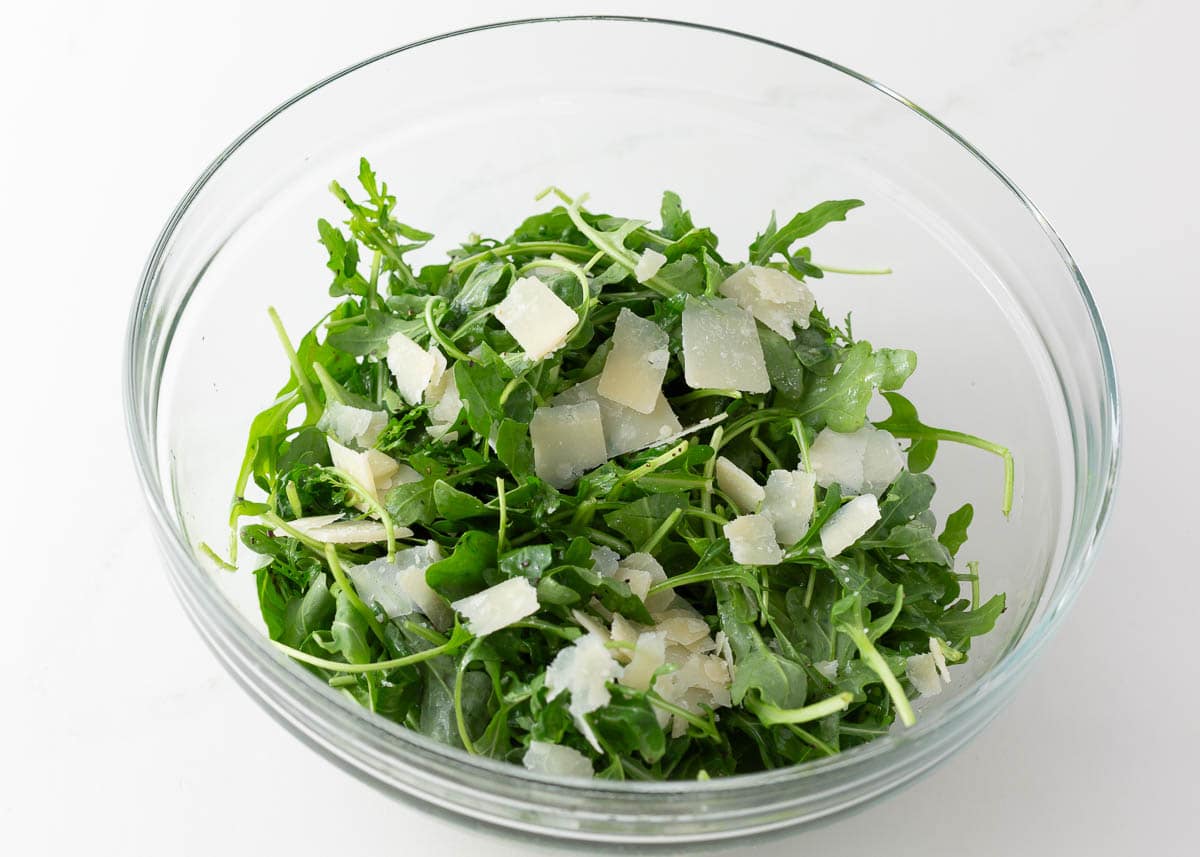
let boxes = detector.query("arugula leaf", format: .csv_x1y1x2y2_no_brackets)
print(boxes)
749,200,864,268
426,531,498,600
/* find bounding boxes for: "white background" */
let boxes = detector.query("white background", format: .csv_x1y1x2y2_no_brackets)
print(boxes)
2,1,1197,854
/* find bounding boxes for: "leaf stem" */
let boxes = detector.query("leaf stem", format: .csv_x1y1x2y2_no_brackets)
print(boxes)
747,692,853,725
272,624,468,672
496,477,508,555
323,544,388,647
813,263,893,276
424,297,475,363
843,626,915,727
267,307,322,418
447,241,593,273
639,507,683,555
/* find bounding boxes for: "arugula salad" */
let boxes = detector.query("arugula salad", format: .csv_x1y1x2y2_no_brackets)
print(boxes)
219,159,1013,780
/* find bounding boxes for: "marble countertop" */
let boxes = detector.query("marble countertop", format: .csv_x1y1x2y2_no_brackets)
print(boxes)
2,1,1195,854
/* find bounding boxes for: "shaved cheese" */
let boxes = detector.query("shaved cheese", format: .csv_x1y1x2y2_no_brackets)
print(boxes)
618,552,673,613
386,332,441,405
718,265,815,340
815,660,839,681
327,436,415,506
656,652,733,737
545,634,624,752
639,413,728,453
590,544,621,579
287,516,405,544
571,609,610,641
493,275,578,360
929,637,952,683
426,366,462,438
451,577,539,636
529,400,608,488
906,653,942,696
862,427,904,495
681,297,770,393
723,514,784,566
761,469,817,546
597,309,670,414
523,740,594,779
346,542,450,628
820,493,881,557
715,456,764,513
656,608,712,650
610,614,641,648
318,400,388,448
811,424,905,496
634,248,667,283
554,377,681,457
620,630,666,691
810,426,871,494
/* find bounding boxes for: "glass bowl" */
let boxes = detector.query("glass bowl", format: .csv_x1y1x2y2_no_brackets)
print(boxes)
123,16,1119,846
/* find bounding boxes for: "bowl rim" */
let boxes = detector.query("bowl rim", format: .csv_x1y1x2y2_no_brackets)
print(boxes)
123,14,1121,801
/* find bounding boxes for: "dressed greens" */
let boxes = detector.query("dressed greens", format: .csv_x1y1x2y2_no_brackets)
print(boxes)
220,159,1011,780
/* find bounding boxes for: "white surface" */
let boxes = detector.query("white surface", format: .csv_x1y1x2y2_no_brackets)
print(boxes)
1,1,1197,854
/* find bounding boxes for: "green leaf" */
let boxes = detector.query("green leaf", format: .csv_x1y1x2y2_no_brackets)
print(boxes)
426,531,498,600
796,341,877,432
603,494,688,547
384,479,436,526
716,582,808,710
660,191,695,240
332,589,372,664
748,200,864,267
590,685,666,763
433,480,491,520
282,573,335,648
939,504,974,557
499,545,554,582
454,360,507,439
759,327,805,399
326,305,426,356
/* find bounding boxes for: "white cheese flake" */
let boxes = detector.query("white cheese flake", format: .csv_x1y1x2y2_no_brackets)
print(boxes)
522,740,594,779
493,275,578,361
815,660,839,681
715,456,765,513
819,493,881,557
811,424,906,496
571,609,610,641
286,516,408,544
929,637,952,683
633,248,667,283
597,309,670,414
545,634,624,752
346,542,449,628
810,425,871,494
681,297,770,393
620,630,666,692
590,544,621,579
451,577,539,637
718,265,815,340
386,332,441,405
553,377,681,457
761,469,817,546
318,400,388,448
862,427,905,495
723,514,784,566
529,400,608,488
327,437,415,506
618,552,673,613
906,653,943,696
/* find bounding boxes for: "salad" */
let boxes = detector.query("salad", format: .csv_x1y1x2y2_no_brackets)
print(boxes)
216,159,1012,780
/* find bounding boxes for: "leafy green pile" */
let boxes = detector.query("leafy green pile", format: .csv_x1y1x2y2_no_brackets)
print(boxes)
219,159,1011,780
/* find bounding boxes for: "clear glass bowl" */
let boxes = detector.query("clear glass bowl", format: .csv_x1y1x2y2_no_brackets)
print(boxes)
123,17,1119,846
